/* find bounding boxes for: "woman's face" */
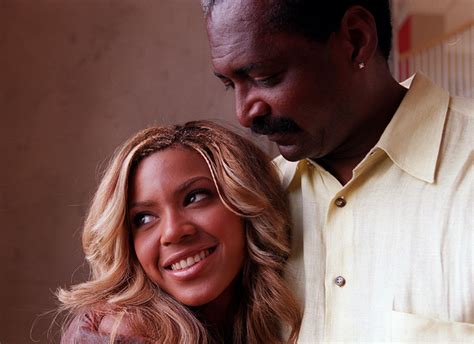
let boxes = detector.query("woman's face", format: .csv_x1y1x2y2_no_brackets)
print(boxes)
129,147,245,307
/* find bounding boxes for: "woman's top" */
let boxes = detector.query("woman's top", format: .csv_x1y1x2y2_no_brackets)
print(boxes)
61,310,149,344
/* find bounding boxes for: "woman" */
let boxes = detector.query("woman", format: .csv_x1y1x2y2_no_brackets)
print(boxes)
57,120,301,343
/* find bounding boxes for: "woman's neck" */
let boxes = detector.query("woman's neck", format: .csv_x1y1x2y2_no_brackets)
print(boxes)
194,280,241,341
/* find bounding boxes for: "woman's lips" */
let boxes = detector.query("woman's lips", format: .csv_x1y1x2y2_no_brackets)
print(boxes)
164,247,217,281
169,248,213,271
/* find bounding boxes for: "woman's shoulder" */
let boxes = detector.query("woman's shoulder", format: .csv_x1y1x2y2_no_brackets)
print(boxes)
61,308,149,343
60,309,104,343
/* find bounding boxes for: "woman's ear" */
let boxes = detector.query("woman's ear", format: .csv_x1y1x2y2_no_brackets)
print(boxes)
339,5,379,69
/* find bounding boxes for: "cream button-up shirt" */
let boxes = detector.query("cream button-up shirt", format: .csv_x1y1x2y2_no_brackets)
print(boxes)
275,73,474,343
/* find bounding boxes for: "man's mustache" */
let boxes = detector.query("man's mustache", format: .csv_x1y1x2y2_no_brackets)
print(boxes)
251,115,301,135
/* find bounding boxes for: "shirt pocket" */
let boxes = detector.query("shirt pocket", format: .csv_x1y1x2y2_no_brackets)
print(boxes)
391,310,474,342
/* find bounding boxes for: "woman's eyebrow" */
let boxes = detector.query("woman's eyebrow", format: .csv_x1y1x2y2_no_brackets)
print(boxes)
129,200,156,209
129,176,212,209
174,176,213,195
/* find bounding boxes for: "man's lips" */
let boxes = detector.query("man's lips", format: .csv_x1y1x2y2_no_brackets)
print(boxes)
267,132,298,145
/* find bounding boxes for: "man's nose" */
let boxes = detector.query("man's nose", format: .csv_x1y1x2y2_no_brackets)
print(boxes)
160,212,197,246
235,89,270,128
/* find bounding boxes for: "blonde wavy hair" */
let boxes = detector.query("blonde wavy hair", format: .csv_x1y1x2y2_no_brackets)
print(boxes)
57,120,301,343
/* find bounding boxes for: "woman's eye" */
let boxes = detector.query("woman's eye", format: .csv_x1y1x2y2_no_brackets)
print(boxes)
185,189,210,206
133,214,156,228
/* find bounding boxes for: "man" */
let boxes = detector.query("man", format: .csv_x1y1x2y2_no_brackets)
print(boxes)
202,0,473,342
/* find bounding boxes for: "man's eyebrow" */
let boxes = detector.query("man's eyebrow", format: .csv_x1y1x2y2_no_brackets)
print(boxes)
213,71,227,79
235,63,259,75
213,63,261,79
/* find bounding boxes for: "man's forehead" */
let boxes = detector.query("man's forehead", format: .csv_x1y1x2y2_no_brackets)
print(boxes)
209,37,268,74
208,24,283,72
207,1,270,60
206,0,270,30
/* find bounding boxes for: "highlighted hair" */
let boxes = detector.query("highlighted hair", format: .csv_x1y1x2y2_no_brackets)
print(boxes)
57,120,301,343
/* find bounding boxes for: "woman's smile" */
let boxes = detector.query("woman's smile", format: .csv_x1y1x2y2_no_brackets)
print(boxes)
168,247,214,271
163,247,219,282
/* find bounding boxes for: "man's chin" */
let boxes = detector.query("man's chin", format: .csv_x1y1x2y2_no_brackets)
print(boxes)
277,144,308,162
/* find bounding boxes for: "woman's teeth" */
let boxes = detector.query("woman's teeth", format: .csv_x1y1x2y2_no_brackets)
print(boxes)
170,249,211,271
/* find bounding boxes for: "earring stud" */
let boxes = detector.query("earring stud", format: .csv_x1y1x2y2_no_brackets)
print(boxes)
358,62,365,69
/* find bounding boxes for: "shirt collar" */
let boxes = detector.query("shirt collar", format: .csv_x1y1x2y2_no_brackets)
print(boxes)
273,155,299,190
277,73,449,188
375,72,449,183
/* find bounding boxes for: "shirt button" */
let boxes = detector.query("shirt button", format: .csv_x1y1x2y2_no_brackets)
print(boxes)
334,197,346,207
335,276,346,287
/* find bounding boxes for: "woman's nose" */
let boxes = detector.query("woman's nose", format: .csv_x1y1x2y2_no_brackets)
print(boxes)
160,213,197,246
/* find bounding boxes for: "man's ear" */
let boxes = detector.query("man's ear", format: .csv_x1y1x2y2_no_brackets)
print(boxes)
339,6,378,69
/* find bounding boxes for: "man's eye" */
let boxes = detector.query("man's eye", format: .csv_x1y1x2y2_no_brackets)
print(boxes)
133,214,156,228
184,189,210,206
254,75,279,87
224,82,235,91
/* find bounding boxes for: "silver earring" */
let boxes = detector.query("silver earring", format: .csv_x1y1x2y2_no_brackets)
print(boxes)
358,62,365,69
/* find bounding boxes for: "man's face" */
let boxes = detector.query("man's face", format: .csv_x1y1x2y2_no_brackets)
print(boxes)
207,0,358,161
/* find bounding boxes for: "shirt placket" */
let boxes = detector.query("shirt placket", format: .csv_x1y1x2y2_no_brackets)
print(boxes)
324,186,356,341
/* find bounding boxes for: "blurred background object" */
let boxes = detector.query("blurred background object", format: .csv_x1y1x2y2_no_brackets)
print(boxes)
391,0,474,97
0,1,472,343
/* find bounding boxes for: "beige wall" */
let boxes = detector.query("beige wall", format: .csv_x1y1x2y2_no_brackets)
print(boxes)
410,15,444,51
0,1,244,342
445,0,474,33
393,0,474,34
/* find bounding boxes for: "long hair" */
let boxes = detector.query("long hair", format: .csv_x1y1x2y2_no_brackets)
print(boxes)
57,120,301,343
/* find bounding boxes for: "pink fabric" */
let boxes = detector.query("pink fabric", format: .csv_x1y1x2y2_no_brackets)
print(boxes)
61,311,149,343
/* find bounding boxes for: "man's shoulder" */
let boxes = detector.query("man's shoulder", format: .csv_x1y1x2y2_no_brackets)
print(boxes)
449,95,474,119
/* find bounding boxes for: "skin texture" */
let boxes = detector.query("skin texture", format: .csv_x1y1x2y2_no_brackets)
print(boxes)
207,0,407,184
129,147,245,316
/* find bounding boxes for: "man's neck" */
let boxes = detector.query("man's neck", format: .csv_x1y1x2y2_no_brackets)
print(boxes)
316,75,408,186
